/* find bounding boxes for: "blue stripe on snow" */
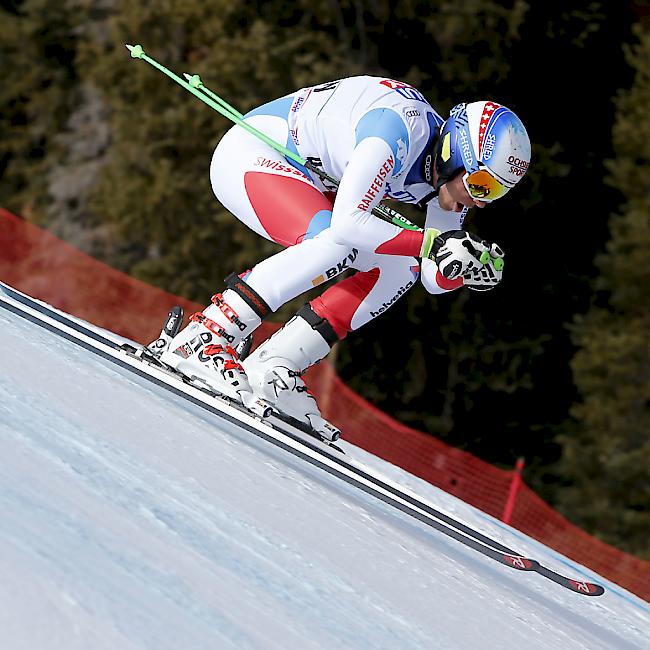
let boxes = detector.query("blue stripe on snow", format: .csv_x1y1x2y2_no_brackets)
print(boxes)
474,510,650,614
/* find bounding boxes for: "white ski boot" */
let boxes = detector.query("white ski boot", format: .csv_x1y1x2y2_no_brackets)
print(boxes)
243,305,342,441
157,277,272,416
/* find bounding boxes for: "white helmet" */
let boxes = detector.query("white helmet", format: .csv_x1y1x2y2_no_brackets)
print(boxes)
432,101,531,200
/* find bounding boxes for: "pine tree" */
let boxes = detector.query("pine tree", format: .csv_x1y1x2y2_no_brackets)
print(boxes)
0,0,80,222
556,23,650,559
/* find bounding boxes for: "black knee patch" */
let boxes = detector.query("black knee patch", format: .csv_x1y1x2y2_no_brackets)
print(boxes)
297,304,339,347
224,272,272,319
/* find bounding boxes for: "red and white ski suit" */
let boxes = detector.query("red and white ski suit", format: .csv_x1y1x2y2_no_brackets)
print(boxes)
210,76,464,338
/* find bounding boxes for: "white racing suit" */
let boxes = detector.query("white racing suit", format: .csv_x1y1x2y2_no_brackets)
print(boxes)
210,76,465,340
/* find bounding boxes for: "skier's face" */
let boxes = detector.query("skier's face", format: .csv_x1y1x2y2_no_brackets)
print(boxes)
438,171,487,213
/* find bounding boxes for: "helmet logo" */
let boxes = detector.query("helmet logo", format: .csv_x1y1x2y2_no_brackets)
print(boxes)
441,132,452,161
482,133,496,161
458,126,474,170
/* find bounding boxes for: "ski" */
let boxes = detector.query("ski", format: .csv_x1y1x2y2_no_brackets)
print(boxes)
121,340,346,454
121,346,602,598
415,520,605,596
0,281,605,596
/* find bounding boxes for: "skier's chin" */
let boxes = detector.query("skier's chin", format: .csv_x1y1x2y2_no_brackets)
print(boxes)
438,184,469,213
438,196,464,213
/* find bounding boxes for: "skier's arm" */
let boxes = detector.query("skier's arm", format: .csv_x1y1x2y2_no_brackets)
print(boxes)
328,109,504,290
419,202,505,293
328,110,425,256
420,200,465,293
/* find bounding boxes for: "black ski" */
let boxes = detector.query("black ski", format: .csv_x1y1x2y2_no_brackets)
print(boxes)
0,282,605,597
122,340,346,454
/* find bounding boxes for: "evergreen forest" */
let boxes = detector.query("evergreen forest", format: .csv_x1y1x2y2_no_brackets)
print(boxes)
1,0,649,559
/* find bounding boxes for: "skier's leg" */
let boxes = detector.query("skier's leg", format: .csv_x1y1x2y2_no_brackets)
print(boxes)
243,253,420,432
242,303,342,439
309,252,420,338
158,106,354,411
210,109,358,310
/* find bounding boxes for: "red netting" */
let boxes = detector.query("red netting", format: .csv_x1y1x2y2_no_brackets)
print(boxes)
1,208,648,602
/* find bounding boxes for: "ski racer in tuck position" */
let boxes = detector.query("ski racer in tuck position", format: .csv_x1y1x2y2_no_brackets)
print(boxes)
150,76,531,440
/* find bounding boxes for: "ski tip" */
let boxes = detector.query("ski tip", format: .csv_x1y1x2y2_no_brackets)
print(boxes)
568,580,606,597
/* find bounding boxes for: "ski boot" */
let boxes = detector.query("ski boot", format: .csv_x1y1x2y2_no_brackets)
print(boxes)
156,275,273,416
243,304,342,441
147,305,185,358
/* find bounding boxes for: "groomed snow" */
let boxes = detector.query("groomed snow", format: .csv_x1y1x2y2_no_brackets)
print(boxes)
0,303,648,650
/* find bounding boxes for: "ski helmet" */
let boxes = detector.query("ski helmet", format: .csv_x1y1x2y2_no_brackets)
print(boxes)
431,101,531,200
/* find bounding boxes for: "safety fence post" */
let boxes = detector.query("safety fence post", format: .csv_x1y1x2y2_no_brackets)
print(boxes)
502,457,525,525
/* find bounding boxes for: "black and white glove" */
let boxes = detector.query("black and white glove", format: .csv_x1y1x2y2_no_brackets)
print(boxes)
420,229,488,279
420,228,504,290
463,242,505,291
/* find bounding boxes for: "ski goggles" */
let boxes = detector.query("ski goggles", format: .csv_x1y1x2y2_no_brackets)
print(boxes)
462,167,510,203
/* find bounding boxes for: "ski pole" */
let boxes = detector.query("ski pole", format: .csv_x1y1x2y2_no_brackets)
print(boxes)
125,44,420,232
125,45,309,170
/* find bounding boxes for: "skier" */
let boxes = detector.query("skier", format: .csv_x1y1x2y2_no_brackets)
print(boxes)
149,76,531,440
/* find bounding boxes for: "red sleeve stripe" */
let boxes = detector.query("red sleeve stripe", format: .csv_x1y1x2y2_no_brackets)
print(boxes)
374,229,423,256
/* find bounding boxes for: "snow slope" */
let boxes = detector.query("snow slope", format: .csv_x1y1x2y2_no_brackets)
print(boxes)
0,303,648,650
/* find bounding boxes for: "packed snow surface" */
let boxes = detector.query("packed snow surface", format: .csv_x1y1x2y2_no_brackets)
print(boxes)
0,302,648,650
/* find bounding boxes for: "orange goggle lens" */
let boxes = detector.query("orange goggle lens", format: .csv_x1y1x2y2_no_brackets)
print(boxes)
463,169,510,202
